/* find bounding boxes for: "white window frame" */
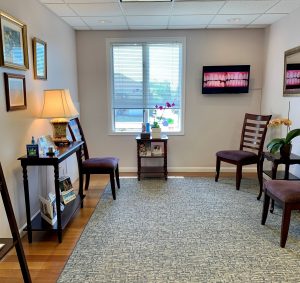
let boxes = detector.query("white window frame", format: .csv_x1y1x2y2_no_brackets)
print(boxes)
106,37,186,135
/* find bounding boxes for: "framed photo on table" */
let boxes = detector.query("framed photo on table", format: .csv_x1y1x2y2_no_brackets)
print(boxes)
32,37,47,80
0,11,29,70
4,72,26,111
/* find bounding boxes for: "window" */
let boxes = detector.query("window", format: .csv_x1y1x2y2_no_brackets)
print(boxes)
108,38,185,134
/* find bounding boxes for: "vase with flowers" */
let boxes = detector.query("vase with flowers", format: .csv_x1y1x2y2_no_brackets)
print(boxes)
266,118,300,158
151,101,175,138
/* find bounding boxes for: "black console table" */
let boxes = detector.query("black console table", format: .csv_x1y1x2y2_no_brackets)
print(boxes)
258,151,300,200
18,141,84,243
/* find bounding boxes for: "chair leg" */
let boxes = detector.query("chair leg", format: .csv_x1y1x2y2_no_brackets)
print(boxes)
110,172,116,200
215,157,221,182
280,205,292,248
115,164,120,189
257,161,263,199
79,173,84,208
84,174,90,191
236,165,242,190
261,192,270,225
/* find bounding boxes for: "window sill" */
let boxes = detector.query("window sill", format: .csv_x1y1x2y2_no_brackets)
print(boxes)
108,131,184,136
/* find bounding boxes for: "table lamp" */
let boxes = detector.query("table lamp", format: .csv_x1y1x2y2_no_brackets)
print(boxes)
40,89,79,144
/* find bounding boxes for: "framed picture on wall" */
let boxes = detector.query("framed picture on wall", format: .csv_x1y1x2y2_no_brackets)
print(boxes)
0,11,29,70
4,73,27,111
32,37,47,80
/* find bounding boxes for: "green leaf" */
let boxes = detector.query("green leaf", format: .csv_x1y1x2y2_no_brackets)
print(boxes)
285,129,300,144
269,142,285,154
266,138,285,150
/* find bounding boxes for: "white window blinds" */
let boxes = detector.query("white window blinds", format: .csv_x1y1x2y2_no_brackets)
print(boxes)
112,42,182,110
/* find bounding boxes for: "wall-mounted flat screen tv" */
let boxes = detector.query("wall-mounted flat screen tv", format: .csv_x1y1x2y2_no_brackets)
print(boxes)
202,65,250,94
285,63,300,89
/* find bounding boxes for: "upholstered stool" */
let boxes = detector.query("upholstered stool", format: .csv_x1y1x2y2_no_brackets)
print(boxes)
261,180,300,248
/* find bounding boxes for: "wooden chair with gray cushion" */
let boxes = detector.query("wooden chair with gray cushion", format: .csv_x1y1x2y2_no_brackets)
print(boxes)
215,113,272,191
68,118,120,200
262,180,300,248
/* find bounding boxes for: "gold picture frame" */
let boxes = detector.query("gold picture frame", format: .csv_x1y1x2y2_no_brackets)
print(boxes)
32,37,47,80
0,11,29,70
4,72,27,111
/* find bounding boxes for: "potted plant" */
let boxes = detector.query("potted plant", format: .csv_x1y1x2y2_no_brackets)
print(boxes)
151,102,175,138
267,118,300,158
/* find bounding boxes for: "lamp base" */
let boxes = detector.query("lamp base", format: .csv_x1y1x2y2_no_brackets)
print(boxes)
50,118,70,146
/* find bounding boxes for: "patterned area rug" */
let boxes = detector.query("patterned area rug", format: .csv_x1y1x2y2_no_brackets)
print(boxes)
58,177,300,283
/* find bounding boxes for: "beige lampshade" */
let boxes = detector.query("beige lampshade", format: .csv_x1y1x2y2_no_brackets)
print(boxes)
40,89,78,119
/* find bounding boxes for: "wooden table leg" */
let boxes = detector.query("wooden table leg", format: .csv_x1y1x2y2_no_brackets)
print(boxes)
22,164,32,243
270,162,279,213
54,164,62,243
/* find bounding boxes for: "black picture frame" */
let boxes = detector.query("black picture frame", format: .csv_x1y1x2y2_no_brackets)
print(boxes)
4,72,27,111
26,144,39,158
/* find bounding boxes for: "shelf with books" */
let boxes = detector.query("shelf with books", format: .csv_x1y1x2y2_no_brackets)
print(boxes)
136,135,168,180
25,195,84,231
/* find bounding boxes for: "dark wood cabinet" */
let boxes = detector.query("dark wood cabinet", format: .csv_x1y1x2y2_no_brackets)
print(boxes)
18,141,84,243
136,135,168,180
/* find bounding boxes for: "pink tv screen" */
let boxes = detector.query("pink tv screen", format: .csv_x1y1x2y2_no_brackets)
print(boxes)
286,64,300,89
202,65,250,94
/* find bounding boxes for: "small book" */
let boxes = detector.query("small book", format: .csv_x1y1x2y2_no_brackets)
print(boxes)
39,195,57,226
61,189,76,205
59,176,73,192
151,143,162,156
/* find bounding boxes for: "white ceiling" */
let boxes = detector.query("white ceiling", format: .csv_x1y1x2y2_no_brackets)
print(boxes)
38,0,300,30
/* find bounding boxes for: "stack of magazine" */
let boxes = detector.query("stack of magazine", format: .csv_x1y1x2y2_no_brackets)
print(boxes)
39,193,57,225
59,176,76,205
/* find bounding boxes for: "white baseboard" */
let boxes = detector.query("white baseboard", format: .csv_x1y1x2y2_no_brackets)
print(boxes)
120,167,257,173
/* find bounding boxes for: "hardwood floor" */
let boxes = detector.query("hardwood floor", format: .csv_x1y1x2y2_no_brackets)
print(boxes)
0,172,254,282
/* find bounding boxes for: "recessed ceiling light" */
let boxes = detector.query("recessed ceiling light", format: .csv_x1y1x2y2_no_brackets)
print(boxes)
227,17,241,23
98,19,111,24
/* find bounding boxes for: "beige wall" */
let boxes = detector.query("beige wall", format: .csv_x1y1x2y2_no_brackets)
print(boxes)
76,29,265,172
262,7,300,177
0,0,78,236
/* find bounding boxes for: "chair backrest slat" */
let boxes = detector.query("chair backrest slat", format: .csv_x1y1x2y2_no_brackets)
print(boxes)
68,118,89,160
239,113,272,155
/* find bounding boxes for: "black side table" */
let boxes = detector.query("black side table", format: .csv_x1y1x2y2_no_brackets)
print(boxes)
257,152,300,200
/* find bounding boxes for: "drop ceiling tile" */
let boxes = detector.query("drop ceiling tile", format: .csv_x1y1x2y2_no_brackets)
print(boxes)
251,13,287,25
267,0,300,13
211,14,259,25
44,4,77,16
207,24,246,29
122,3,172,16
172,1,225,15
246,24,268,28
62,16,87,26
169,15,214,25
82,16,127,26
129,25,168,30
65,0,118,3
69,3,123,16
91,25,128,30
39,0,64,3
127,16,169,25
74,26,91,30
219,0,277,14
168,25,207,29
